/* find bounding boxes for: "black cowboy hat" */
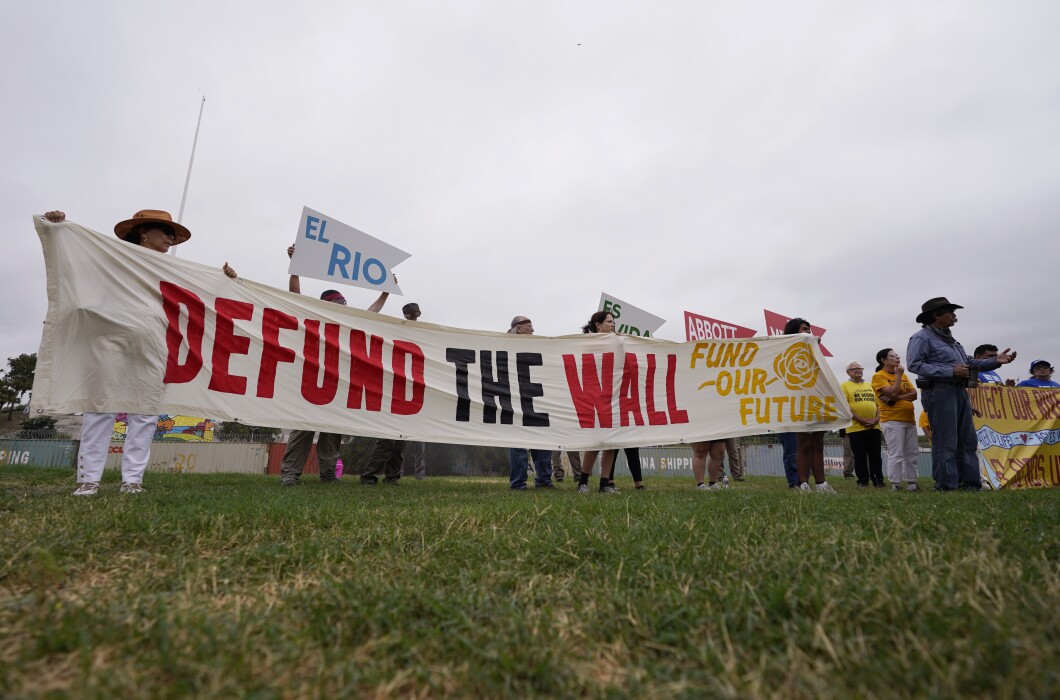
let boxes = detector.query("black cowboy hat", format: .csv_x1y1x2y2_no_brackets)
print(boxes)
916,296,963,325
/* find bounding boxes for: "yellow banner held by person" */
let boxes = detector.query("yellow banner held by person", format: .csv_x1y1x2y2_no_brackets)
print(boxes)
972,384,1060,488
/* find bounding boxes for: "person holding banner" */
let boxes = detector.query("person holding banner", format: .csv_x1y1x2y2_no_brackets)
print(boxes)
577,311,619,494
784,318,836,493
906,297,1017,491
504,316,556,490
360,302,423,485
1018,360,1059,388
42,209,234,496
723,438,744,482
973,345,1005,385
691,439,727,490
278,245,390,485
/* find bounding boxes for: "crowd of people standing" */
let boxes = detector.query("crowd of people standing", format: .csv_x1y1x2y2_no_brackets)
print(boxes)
43,211,1053,497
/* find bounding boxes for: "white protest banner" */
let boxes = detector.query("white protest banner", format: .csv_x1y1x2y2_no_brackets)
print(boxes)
684,311,757,341
32,218,852,449
599,293,666,338
288,206,409,294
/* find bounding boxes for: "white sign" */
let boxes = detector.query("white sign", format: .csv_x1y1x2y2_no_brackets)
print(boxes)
599,293,666,338
288,206,409,294
31,218,852,449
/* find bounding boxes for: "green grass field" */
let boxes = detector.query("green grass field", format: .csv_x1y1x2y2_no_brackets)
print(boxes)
1,467,1056,699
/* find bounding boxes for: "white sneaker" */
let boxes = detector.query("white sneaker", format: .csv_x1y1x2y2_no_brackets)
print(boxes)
120,481,146,494
72,482,100,496
799,482,812,492
599,484,618,494
815,482,836,494
906,482,919,492
577,483,590,494
721,475,730,487
697,483,709,491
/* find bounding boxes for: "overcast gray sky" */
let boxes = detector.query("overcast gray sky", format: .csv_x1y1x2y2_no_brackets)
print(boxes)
4,1,1058,388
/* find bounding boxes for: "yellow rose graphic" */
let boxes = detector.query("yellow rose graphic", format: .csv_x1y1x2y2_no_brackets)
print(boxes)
773,342,819,390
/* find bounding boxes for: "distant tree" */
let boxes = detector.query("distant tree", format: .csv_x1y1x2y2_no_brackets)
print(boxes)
20,415,57,434
0,377,18,419
4,354,36,419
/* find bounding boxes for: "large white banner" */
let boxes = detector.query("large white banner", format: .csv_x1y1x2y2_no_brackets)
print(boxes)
32,218,852,450
288,206,409,294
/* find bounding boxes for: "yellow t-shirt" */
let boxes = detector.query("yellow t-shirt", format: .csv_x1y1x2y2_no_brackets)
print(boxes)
841,380,879,433
872,370,916,423
919,410,930,433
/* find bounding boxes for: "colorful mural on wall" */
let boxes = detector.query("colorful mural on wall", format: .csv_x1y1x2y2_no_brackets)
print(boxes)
112,414,216,442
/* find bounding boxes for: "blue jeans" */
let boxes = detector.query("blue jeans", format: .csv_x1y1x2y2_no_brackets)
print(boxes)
922,385,981,490
779,433,799,486
508,448,554,489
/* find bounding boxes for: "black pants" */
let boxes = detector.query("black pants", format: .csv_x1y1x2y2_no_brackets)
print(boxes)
848,429,883,486
622,447,643,482
361,438,405,483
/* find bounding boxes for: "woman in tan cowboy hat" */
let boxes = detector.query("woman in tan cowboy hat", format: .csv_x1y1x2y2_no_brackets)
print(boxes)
43,209,236,496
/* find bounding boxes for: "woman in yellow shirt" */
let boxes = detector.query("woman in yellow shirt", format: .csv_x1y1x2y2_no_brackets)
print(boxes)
872,348,920,492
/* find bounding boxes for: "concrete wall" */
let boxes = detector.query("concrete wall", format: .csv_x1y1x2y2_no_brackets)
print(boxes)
103,441,270,474
616,444,932,479
4,438,933,479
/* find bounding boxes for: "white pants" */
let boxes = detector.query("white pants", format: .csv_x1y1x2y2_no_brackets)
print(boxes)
78,412,156,484
881,420,919,484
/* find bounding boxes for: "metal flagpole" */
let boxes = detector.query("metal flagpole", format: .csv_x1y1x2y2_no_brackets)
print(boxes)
172,96,206,256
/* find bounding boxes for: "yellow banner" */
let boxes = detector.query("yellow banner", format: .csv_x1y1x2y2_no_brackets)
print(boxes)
972,385,1060,489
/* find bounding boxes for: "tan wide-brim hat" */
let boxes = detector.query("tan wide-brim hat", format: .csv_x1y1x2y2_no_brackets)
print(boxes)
113,209,191,244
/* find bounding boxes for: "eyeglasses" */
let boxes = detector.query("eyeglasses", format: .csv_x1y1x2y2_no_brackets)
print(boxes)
849,368,864,372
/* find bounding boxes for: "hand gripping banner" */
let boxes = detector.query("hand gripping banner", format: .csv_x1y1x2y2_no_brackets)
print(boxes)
31,217,852,450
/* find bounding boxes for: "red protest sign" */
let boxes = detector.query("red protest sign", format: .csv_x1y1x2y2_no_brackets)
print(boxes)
762,309,832,357
684,311,757,342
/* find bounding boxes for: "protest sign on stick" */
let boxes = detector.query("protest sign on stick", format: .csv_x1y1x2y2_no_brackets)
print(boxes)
599,293,666,338
288,206,409,294
763,309,832,357
684,311,757,342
